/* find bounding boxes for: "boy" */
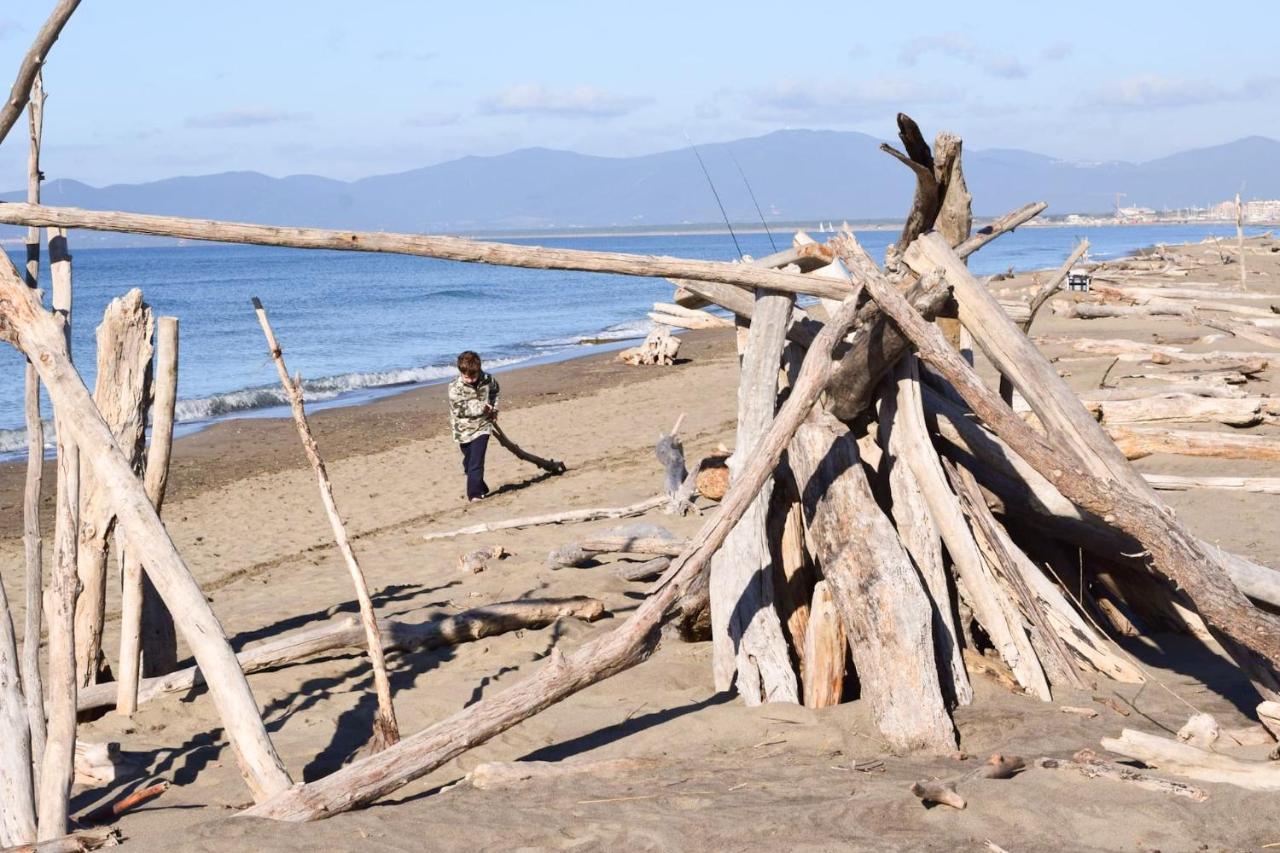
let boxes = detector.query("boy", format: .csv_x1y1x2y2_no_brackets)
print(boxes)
448,350,500,502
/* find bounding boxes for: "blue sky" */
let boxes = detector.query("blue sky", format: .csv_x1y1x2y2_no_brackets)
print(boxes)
0,1,1276,186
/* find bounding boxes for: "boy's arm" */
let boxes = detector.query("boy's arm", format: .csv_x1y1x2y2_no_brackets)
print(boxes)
488,376,500,411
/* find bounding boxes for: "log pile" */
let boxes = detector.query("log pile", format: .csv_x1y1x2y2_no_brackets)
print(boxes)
0,11,1277,831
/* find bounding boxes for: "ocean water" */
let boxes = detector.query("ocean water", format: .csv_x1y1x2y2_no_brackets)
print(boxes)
0,222,1264,454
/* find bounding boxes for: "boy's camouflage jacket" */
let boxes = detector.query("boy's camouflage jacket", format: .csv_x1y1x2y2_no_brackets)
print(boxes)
448,371,500,443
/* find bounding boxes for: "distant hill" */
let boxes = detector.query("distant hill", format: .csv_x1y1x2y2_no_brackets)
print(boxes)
3,130,1278,242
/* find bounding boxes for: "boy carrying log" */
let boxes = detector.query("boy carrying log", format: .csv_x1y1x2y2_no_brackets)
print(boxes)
449,350,500,502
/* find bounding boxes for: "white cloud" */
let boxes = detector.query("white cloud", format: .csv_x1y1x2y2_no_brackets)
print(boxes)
1085,74,1279,110
900,32,1027,79
1041,41,1073,62
185,108,311,129
405,111,461,128
478,85,652,119
744,78,954,123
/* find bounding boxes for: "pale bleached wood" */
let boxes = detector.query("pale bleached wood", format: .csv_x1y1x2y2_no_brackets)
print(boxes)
800,581,844,708
1096,284,1276,302
37,229,75,841
1108,424,1280,462
1144,473,1280,495
1101,728,1280,791
1036,335,1271,369
1034,753,1208,802
1079,383,1246,401
1087,395,1266,427
1056,301,1192,321
1236,192,1247,288
422,494,667,541
932,131,972,249
788,409,957,751
74,290,153,688
1023,239,1090,331
241,287,868,822
2,827,120,853
253,297,399,748
117,316,179,715
20,72,47,785
0,259,292,803
0,0,81,148
866,242,1280,693
0,560,36,847
880,357,972,706
0,203,852,300
1194,314,1280,350
79,597,605,713
710,286,799,704
547,536,689,568
1258,701,1280,741
834,237,1048,699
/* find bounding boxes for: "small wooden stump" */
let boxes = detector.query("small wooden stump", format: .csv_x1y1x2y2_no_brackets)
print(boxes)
617,327,679,366
457,546,507,574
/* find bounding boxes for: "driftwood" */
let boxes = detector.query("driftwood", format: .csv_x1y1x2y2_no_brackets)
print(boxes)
648,303,732,330
0,254,294,803
1034,751,1208,802
489,422,567,475
0,562,36,847
1038,335,1271,370
0,0,81,148
789,408,956,751
615,556,670,582
800,581,844,708
874,236,1280,694
654,416,689,513
74,290,153,688
72,741,123,787
694,454,729,501
117,316,179,715
909,754,1026,810
82,780,170,824
1145,474,1280,495
618,325,679,366
1101,728,1280,791
79,597,605,713
1085,395,1268,427
1,828,121,853
422,494,666,541
1108,424,1280,462
253,297,399,749
457,545,507,574
241,285,867,821
548,535,688,568
1023,239,1091,331
710,286,799,704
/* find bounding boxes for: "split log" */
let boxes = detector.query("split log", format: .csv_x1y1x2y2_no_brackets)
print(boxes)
253,297,399,749
0,251,293,803
0,0,82,148
1101,728,1280,791
1107,425,1280,462
788,409,956,751
117,316,178,715
467,757,661,790
876,234,1280,694
457,546,506,575
932,131,972,249
709,286,799,704
880,357,972,707
421,494,667,541
768,477,813,671
617,326,679,366
21,71,47,783
0,203,857,301
0,560,36,847
79,597,605,713
800,581,844,708
74,290,154,688
489,423,566,476
1,828,121,853
39,229,77,841
1145,474,1280,495
240,281,867,822
1034,752,1208,802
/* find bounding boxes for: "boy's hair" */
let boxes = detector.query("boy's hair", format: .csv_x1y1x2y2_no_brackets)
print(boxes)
457,350,482,377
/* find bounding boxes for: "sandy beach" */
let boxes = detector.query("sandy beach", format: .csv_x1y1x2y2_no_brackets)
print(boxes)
3,238,1280,850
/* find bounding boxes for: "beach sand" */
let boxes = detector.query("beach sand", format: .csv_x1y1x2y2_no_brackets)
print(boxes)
2,238,1280,850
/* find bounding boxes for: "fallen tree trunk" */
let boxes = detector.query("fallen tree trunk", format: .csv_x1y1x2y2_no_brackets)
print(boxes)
0,261,294,802
78,597,606,713
421,495,666,541
1107,425,1280,462
1144,474,1280,495
240,287,867,821
1087,395,1267,427
1034,751,1208,802
1101,728,1280,791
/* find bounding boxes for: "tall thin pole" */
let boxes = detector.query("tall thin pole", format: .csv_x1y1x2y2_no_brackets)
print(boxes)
251,298,400,749
1236,192,1247,289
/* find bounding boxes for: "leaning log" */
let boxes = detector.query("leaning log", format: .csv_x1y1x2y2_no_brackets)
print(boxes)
0,0,82,148
0,258,293,802
0,569,36,847
240,287,868,821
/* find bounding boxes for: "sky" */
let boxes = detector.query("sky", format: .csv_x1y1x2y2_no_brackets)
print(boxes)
0,0,1277,187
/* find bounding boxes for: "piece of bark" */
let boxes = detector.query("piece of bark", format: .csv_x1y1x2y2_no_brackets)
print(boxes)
1034,753,1208,802
240,285,868,822
489,422,566,475
118,316,178,715
1101,728,1280,791
78,597,606,713
789,409,956,752
421,495,667,541
710,286,799,704
0,251,293,803
800,581,844,708
892,233,1280,693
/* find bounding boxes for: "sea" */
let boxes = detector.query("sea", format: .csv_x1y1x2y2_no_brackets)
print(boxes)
0,223,1267,457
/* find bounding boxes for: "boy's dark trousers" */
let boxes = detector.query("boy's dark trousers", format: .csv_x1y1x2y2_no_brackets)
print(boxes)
460,433,490,500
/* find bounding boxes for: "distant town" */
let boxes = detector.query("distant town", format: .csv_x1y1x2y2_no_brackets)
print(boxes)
1059,197,1280,227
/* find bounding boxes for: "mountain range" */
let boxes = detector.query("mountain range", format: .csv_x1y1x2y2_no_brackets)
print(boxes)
3,130,1277,241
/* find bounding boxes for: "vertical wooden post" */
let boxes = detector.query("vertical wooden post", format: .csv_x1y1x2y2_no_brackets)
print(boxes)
20,70,47,784
1236,192,1247,289
117,317,178,715
38,227,76,840
0,551,37,846
251,298,400,748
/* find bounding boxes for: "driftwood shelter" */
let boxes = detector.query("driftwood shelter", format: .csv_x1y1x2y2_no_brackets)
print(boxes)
1,2,1280,847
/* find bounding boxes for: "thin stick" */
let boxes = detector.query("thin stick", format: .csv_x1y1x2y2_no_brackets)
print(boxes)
1236,192,1247,289
82,779,170,824
1001,239,1090,403
116,317,179,715
21,70,47,787
422,494,667,541
0,0,81,148
489,422,566,475
251,298,400,749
